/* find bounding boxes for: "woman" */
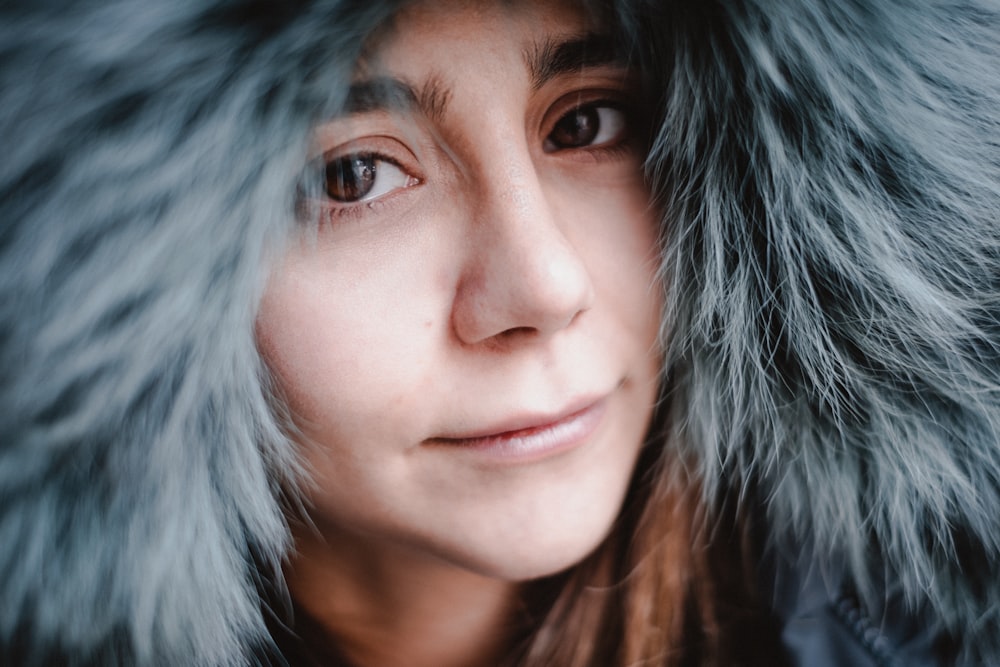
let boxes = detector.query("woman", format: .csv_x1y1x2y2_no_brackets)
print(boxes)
1,0,998,665
259,2,704,664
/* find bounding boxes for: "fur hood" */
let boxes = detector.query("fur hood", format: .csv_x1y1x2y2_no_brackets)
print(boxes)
2,0,998,664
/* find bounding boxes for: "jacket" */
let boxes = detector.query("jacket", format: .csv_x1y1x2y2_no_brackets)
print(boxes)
2,0,998,664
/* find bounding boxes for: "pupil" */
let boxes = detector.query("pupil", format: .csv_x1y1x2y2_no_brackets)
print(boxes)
326,155,376,202
551,107,599,148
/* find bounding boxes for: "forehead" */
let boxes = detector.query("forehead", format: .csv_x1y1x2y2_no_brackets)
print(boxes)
337,0,622,126
358,0,601,75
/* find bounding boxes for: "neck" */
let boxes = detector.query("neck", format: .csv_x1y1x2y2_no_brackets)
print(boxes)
286,523,522,667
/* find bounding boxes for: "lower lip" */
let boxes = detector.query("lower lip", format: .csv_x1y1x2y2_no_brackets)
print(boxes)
426,399,608,463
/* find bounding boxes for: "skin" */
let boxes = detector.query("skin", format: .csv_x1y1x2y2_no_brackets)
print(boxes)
255,1,663,664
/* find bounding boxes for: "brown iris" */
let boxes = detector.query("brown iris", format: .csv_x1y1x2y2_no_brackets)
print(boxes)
548,106,600,149
325,154,377,202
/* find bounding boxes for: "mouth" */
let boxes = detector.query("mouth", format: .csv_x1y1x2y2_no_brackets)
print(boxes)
423,395,609,463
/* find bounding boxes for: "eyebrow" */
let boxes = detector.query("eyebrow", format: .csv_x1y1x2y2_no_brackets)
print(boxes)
339,33,621,121
342,75,451,122
524,32,622,90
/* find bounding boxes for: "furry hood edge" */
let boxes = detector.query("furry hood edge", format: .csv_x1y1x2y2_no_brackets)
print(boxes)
1,0,998,664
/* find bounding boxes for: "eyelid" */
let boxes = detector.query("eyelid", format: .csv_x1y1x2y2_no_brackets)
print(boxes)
544,81,631,122
315,134,421,172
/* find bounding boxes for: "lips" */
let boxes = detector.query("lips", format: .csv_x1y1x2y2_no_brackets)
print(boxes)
424,395,609,463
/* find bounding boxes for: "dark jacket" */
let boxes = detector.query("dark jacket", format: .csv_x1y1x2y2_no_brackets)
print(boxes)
1,1,998,665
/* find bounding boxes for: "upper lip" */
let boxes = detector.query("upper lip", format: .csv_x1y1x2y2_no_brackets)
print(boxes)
426,393,608,442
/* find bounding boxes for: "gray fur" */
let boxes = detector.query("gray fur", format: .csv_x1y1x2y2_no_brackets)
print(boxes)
0,2,392,664
1,0,998,664
645,0,1000,660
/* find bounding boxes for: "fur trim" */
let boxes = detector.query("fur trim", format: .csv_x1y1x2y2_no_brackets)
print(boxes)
645,0,1000,660
1,0,998,663
0,2,392,664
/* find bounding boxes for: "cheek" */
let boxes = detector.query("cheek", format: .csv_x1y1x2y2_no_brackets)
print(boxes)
255,244,443,441
559,177,663,346
258,273,368,423
617,201,663,345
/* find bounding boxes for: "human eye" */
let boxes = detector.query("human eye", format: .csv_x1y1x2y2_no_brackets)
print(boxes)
543,102,628,153
324,152,419,203
296,137,423,227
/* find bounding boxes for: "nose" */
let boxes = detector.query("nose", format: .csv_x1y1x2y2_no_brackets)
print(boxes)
451,157,595,346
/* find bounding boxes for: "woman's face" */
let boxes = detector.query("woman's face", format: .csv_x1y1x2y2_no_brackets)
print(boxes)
257,0,663,581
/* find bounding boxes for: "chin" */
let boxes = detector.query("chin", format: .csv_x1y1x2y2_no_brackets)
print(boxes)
490,537,611,582
444,488,628,582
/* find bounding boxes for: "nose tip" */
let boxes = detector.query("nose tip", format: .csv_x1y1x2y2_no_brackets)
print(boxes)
451,187,595,346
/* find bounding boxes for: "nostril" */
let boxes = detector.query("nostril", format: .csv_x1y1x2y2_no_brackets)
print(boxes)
498,325,537,340
497,307,587,341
